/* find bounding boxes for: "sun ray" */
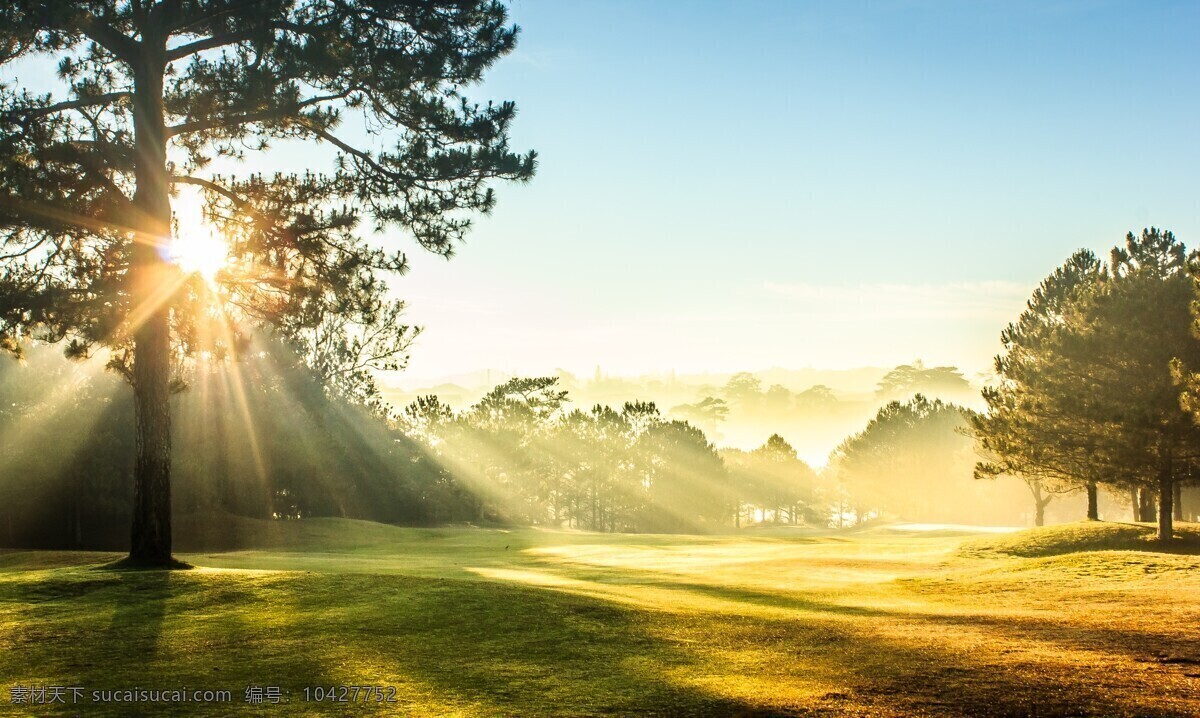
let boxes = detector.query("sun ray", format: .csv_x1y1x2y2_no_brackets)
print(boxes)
120,269,191,340
212,309,269,489
0,353,111,450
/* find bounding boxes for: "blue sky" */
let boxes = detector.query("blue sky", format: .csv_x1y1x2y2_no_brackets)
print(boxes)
389,0,1200,383
7,1,1198,384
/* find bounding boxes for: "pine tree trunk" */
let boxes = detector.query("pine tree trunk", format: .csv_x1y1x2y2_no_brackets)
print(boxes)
127,37,176,567
1086,482,1099,521
1137,487,1156,522
1173,482,1183,522
1029,479,1046,527
1157,461,1173,542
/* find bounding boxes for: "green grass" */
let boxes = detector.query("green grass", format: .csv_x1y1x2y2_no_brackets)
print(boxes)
2,520,1199,716
958,520,1200,558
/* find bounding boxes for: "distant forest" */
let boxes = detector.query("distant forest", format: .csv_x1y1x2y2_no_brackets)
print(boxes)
382,361,981,464
5,351,1191,550
5,232,1200,549
4,348,1012,547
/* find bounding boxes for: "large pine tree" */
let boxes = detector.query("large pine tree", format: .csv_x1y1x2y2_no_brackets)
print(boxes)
0,1,535,566
975,230,1200,540
972,249,1108,521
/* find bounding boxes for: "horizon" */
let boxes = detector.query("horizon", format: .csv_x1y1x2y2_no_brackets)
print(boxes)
378,359,985,466
381,359,982,393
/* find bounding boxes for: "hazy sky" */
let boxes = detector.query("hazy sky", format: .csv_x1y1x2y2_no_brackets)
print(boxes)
7,2,1199,386
383,0,1200,385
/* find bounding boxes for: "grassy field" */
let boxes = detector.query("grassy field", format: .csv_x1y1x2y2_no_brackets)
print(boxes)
1,520,1199,717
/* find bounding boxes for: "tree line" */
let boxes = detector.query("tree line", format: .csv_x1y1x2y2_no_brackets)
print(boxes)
397,379,1053,532
398,377,824,533
10,333,1183,550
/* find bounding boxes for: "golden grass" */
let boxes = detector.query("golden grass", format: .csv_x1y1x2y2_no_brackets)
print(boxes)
1,520,1198,716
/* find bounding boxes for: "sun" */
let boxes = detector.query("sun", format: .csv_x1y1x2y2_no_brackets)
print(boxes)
167,228,230,284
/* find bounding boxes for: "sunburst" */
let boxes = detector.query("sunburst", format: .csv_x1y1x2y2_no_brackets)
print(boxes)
167,227,229,285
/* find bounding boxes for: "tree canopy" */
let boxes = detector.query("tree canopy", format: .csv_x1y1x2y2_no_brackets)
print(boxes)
875,361,971,403
830,395,1015,525
402,380,733,533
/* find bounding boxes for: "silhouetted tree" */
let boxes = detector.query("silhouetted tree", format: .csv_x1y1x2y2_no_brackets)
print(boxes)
0,1,534,565
763,384,793,413
406,380,736,533
634,418,728,533
978,230,1200,540
795,384,837,409
1077,230,1200,540
753,434,816,524
876,362,971,403
722,372,763,408
971,249,1108,523
669,396,728,440
0,345,451,549
832,396,994,524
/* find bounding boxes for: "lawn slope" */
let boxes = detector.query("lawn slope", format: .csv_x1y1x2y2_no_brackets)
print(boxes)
958,520,1200,558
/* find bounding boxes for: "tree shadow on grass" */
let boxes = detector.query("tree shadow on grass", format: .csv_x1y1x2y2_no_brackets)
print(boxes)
267,571,812,717
5,556,1197,717
2,565,801,716
103,570,171,665
664,576,1200,667
432,568,1199,717
607,576,1200,666
520,544,1200,674
742,605,1198,717
0,569,178,715
1,569,350,716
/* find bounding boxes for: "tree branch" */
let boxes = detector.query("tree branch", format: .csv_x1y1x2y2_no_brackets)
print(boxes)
0,235,51,261
0,196,138,238
166,29,255,62
169,174,250,210
3,92,132,123
72,14,139,66
165,19,316,62
164,92,356,138
165,107,290,138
